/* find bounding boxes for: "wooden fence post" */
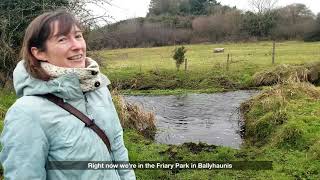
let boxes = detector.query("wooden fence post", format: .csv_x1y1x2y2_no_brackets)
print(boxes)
185,59,188,72
226,54,230,71
272,41,275,65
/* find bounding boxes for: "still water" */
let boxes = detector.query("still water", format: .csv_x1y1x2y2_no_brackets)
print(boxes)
124,90,259,149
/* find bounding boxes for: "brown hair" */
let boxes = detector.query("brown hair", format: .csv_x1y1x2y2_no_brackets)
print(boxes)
21,9,82,80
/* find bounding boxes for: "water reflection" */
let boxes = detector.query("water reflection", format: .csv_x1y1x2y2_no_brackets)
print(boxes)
125,90,259,149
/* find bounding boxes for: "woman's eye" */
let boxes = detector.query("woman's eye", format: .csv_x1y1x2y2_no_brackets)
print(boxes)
75,34,83,39
58,37,67,42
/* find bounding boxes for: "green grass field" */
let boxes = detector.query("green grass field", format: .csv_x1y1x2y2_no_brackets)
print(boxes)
101,41,320,71
99,41,320,94
1,41,320,179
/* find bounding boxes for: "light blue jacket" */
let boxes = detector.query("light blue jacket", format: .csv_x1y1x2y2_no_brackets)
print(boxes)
0,60,136,180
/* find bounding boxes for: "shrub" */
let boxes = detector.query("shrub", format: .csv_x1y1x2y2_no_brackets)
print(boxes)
172,46,187,71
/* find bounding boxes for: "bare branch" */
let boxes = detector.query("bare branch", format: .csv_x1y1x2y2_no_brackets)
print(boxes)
249,0,278,14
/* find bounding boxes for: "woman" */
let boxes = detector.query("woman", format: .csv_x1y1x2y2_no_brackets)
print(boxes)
0,10,135,180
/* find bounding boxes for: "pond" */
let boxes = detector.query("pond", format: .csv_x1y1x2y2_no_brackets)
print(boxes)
124,90,259,149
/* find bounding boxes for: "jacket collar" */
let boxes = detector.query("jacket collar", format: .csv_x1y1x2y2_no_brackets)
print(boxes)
13,60,110,100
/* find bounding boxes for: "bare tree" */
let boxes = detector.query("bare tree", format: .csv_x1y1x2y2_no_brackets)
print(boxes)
249,0,278,14
272,3,315,39
0,0,112,87
191,8,243,42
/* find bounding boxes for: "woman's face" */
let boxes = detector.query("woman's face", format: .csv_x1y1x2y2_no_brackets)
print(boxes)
32,21,87,68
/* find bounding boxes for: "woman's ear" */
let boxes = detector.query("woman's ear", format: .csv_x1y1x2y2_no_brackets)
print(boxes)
31,47,48,61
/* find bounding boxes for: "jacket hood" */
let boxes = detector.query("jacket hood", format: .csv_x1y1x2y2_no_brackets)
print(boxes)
13,60,110,99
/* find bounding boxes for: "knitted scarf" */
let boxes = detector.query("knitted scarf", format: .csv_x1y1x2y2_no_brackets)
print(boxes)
41,57,102,92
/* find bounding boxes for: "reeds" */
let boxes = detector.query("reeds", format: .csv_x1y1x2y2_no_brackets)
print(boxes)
111,90,156,139
0,105,5,119
253,64,308,86
252,62,320,86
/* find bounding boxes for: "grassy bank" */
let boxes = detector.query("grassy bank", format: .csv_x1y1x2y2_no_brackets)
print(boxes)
99,41,320,94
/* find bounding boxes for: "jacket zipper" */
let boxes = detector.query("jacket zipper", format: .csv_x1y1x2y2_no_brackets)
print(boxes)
83,93,94,120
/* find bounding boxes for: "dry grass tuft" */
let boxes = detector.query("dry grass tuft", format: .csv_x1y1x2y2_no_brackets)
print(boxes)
111,90,156,139
242,82,320,121
0,105,5,120
241,82,320,147
244,82,320,110
252,62,320,86
253,64,308,86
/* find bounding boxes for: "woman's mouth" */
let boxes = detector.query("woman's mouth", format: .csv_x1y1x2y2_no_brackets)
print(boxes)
67,54,83,60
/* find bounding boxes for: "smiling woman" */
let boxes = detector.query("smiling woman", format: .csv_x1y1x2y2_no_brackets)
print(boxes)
31,22,87,68
0,9,135,180
21,10,88,80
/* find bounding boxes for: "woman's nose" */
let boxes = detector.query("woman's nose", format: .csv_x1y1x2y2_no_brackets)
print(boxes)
70,38,83,50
